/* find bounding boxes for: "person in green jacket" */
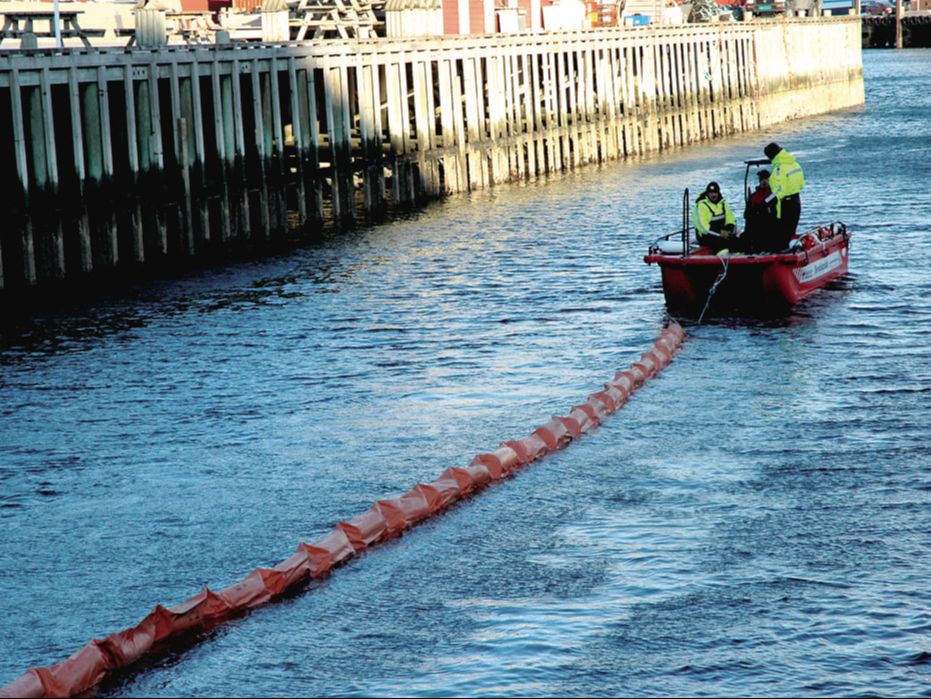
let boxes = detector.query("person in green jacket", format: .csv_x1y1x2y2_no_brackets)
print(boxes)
763,142,806,250
693,181,740,254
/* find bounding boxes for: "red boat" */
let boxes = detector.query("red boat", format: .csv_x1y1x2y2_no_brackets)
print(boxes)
644,222,851,313
643,161,851,315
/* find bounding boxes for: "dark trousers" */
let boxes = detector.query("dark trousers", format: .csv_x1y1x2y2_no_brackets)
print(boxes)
742,207,778,252
774,194,801,251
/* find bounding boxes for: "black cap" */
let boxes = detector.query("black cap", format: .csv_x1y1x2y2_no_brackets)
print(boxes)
764,142,781,160
758,169,771,179
706,181,720,194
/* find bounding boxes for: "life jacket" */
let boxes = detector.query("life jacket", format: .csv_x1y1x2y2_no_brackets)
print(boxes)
693,195,736,237
770,150,805,217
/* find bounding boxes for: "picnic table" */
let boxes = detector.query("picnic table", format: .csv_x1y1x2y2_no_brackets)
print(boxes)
124,10,219,47
0,9,93,48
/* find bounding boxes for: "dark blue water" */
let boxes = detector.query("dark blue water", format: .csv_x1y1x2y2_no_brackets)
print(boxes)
1,50,929,697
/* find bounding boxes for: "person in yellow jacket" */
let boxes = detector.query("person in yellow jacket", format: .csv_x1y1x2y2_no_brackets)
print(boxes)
763,142,806,250
693,181,740,254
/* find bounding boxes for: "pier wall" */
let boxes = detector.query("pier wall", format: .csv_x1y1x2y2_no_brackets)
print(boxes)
0,17,864,293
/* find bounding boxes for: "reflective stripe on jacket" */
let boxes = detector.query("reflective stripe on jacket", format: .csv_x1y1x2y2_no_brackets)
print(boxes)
769,150,805,217
693,196,736,237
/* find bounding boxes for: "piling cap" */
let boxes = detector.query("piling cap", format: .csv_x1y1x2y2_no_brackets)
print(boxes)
764,142,782,160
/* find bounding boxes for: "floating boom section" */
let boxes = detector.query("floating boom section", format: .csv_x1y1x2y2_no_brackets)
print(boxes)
0,322,685,699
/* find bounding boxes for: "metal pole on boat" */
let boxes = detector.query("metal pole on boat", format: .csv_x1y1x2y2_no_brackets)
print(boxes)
682,188,690,257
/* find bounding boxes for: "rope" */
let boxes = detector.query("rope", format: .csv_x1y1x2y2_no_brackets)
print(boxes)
697,256,729,325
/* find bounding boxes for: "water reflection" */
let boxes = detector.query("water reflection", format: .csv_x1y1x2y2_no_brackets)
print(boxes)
1,50,930,698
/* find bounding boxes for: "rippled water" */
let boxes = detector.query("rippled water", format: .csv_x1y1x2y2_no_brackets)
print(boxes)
1,50,929,697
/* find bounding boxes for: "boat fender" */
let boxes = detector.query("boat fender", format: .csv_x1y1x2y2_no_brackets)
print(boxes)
656,238,698,254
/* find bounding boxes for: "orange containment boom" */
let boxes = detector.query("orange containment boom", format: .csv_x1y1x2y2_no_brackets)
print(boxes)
0,322,686,699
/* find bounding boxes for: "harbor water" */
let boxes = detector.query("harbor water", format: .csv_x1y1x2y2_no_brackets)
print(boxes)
1,49,929,696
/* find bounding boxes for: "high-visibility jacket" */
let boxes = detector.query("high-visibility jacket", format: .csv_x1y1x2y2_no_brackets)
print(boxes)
693,196,736,238
767,149,805,218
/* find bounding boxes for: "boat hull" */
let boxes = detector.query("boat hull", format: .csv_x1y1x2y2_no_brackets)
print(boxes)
644,225,850,314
